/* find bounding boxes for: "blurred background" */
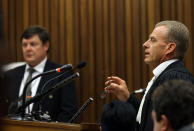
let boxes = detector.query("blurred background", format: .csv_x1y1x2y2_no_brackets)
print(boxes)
0,0,194,123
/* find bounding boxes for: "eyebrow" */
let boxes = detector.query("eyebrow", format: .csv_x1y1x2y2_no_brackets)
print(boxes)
149,35,156,39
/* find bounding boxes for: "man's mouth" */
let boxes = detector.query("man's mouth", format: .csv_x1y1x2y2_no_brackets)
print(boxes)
144,52,150,56
25,54,33,58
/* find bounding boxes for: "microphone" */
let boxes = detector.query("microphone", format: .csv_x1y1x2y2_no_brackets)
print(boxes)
20,64,72,117
33,62,86,121
40,61,87,94
46,64,72,74
24,64,72,93
19,62,86,117
18,72,80,114
73,61,86,71
68,97,93,123
40,64,73,76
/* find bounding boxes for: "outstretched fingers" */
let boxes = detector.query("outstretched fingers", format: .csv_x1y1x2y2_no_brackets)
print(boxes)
104,76,130,101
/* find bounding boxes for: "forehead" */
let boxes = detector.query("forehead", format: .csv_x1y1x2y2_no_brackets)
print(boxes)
22,35,42,43
150,26,168,40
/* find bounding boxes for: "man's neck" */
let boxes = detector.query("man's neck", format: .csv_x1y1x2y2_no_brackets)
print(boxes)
28,57,47,67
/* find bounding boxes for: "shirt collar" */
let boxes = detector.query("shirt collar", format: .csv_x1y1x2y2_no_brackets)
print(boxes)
153,59,178,78
25,57,47,73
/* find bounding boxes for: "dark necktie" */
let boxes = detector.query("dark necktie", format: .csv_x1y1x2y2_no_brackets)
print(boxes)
26,68,35,100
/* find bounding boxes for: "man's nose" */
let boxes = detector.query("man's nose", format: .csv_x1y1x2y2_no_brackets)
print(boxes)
25,44,32,50
143,40,149,48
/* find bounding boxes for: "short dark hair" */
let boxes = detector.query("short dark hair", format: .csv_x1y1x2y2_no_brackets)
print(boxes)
100,100,136,131
155,20,190,60
152,80,194,130
20,25,50,45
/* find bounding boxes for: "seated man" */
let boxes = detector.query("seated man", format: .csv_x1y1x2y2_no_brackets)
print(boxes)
100,100,136,131
152,80,194,131
5,25,78,122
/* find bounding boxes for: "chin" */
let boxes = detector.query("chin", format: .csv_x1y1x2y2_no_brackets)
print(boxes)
25,60,35,65
144,59,150,64
25,60,33,63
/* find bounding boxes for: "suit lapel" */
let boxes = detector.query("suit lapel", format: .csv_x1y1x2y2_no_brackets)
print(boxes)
139,60,183,130
140,80,157,130
36,59,50,94
35,59,59,95
14,65,26,98
32,59,52,111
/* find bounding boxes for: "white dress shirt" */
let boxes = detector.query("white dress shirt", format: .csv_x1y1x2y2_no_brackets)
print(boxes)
136,59,178,123
19,57,47,113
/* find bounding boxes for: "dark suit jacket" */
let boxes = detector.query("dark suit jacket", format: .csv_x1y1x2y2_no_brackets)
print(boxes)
6,59,78,122
177,123,194,131
128,60,194,131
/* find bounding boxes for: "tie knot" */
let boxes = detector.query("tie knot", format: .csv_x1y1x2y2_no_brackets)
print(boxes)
28,68,35,74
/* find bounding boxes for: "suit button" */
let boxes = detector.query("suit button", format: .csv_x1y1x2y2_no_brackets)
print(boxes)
6,99,9,103
49,95,53,99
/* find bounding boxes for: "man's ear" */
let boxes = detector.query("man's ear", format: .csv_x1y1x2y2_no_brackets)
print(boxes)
44,41,50,52
160,115,171,131
165,42,176,55
161,43,176,62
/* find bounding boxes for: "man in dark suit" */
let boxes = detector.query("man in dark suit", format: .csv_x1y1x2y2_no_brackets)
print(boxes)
104,20,194,131
152,80,194,131
5,25,78,122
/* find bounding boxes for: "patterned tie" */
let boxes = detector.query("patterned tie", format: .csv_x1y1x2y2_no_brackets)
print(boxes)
25,68,35,100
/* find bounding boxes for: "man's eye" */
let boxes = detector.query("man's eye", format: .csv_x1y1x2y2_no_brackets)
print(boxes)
31,43,35,46
31,43,38,46
151,38,156,42
22,44,27,47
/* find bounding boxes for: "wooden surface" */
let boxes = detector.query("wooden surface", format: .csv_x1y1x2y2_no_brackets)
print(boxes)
0,118,100,131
